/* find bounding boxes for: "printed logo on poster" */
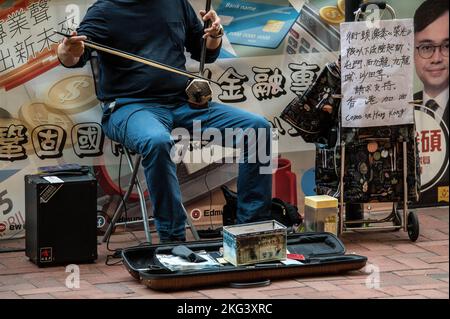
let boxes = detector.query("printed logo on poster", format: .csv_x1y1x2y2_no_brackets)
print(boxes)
0,210,26,238
438,186,449,203
97,214,106,228
8,223,23,231
204,209,223,217
415,108,449,193
190,208,202,221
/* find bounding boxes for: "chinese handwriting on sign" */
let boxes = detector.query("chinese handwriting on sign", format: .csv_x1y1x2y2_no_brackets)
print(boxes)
340,19,415,128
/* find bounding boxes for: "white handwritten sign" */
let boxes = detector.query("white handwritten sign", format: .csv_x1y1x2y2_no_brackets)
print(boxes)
340,19,414,128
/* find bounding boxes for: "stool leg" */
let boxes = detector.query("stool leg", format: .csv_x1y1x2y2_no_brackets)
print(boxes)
103,149,201,243
101,196,125,243
182,203,200,240
102,148,151,243
130,155,152,243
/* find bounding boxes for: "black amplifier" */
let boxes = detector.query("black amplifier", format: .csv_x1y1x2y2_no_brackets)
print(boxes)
25,173,98,267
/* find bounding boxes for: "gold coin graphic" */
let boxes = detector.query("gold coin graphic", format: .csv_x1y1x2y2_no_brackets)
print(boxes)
337,0,345,15
0,118,25,129
18,101,74,147
45,75,99,114
19,101,74,132
319,6,345,25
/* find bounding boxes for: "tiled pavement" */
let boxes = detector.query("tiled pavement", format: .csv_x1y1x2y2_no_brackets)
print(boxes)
0,207,448,299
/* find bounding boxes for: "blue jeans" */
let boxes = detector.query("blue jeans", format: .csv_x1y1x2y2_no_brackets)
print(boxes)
101,98,272,241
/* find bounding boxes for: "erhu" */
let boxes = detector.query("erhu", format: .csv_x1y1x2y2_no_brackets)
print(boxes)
54,1,217,108
185,0,214,109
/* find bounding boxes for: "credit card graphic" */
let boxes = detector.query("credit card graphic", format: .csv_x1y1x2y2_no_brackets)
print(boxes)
217,0,300,49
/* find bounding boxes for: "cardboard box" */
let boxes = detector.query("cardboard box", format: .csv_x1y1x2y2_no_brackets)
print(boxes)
223,220,287,266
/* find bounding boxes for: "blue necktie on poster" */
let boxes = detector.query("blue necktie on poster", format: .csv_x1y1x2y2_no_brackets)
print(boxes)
217,0,300,49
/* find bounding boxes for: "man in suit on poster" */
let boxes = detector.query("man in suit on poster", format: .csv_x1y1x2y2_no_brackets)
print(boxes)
413,0,449,205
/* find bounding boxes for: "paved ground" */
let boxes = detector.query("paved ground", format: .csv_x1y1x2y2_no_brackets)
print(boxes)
0,206,448,299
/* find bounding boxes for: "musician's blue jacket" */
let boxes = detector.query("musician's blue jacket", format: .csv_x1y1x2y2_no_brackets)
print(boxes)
66,0,221,103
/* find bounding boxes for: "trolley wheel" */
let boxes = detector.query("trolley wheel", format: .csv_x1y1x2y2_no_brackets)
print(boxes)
407,211,420,242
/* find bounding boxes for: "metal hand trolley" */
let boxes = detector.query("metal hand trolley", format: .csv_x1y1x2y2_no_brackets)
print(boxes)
338,140,420,241
337,1,420,242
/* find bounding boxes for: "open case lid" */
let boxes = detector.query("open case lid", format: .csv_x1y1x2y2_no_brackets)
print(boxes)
121,232,366,291
286,232,346,258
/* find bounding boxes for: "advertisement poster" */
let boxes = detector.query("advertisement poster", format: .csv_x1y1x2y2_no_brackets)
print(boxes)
411,0,449,207
216,0,300,49
0,0,448,240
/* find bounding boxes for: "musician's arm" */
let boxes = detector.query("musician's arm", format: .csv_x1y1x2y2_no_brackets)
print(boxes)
57,32,86,67
58,4,109,68
202,9,223,51
184,2,222,63
206,35,222,51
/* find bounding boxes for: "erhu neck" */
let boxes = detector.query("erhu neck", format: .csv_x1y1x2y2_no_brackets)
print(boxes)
199,0,212,76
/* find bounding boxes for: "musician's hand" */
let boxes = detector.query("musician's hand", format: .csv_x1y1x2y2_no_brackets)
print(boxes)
200,9,223,39
57,31,87,67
